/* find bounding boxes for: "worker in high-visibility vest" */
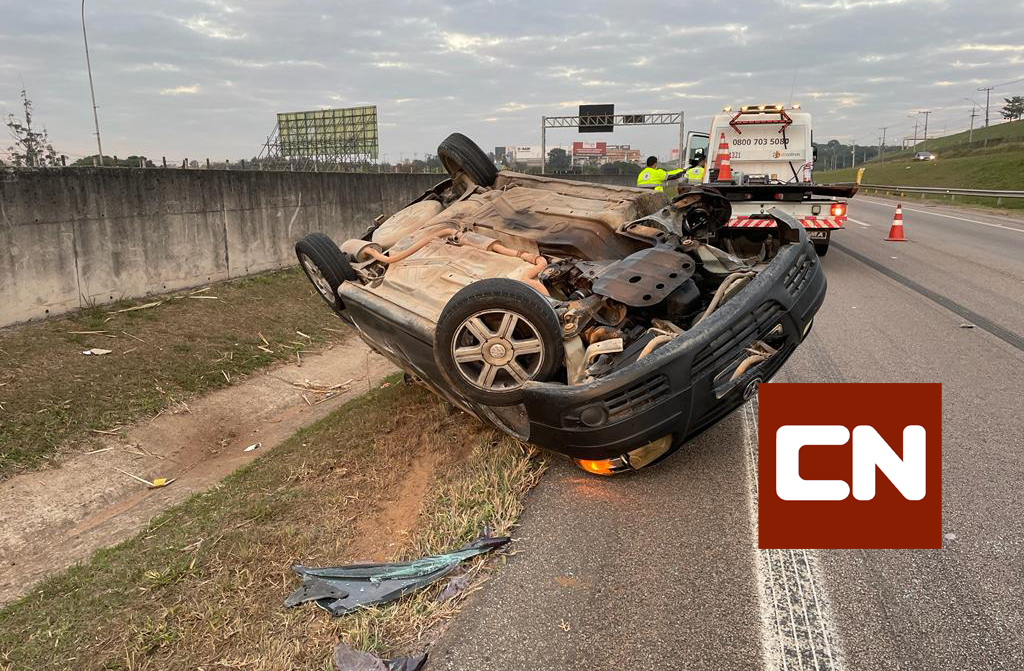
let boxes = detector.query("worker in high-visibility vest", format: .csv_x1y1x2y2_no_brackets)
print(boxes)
636,156,684,192
685,153,706,184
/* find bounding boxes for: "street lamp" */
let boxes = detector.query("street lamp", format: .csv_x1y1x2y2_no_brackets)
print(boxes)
81,0,104,166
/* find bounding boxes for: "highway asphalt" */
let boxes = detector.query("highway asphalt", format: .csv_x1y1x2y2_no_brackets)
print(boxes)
429,196,1024,671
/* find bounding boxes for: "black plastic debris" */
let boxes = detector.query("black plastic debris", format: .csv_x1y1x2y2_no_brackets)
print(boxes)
286,536,509,616
283,577,350,607
333,642,428,671
435,572,472,604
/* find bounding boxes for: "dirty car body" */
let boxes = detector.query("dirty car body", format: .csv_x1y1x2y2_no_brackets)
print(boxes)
297,134,826,473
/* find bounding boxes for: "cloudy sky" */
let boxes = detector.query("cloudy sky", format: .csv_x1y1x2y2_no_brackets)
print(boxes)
2,0,1022,163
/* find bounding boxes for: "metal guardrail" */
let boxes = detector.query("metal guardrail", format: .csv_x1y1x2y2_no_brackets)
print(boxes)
858,183,1024,200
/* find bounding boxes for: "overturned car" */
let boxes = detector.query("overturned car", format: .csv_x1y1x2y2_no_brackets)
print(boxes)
296,134,825,474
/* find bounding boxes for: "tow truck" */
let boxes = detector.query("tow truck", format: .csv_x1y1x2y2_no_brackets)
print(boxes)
682,103,858,256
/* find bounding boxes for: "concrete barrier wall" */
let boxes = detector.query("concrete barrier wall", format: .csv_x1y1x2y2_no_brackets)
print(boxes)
0,168,443,327
0,168,640,327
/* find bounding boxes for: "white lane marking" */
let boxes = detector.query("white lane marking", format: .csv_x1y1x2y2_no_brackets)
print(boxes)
742,397,844,671
846,217,872,228
855,197,1024,235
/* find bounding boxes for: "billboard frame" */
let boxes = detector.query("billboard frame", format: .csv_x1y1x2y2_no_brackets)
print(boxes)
259,105,379,170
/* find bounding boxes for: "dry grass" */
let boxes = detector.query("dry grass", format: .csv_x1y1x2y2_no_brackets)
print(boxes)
0,381,546,671
0,268,349,479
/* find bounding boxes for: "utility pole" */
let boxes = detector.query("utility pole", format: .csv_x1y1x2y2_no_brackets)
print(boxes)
907,113,919,149
977,86,993,127
920,110,931,150
81,0,104,166
878,126,888,162
851,141,856,169
968,105,978,143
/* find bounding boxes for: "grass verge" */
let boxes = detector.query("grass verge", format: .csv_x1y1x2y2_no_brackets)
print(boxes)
0,380,545,671
817,143,1024,211
0,268,349,479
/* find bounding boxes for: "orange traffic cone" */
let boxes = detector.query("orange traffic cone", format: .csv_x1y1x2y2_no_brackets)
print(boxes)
885,204,907,241
713,132,732,182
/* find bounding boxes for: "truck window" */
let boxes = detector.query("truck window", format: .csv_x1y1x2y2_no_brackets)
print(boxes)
685,132,709,165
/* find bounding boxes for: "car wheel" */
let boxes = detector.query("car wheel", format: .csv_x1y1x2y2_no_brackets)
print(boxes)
295,232,356,311
813,241,829,257
434,279,563,406
437,133,498,188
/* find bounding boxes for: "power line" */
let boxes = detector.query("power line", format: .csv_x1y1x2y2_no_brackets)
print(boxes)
992,75,1024,89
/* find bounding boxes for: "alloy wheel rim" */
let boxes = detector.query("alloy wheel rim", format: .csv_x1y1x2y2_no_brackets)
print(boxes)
300,254,336,305
451,309,544,392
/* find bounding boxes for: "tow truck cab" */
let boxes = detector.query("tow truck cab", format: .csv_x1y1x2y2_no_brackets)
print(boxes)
683,104,855,257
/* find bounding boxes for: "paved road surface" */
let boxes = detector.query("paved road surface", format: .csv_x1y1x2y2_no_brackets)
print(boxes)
430,196,1024,671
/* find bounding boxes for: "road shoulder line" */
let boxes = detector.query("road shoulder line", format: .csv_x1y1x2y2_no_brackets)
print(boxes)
743,397,843,671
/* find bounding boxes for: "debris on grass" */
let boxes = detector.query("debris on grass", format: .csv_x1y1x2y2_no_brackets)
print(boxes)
88,428,122,436
81,348,113,356
286,536,509,617
0,385,545,669
435,572,472,604
114,467,175,489
333,642,428,671
243,442,261,452
108,301,163,314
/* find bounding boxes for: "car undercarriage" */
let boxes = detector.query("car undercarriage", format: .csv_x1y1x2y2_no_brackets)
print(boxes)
297,133,826,473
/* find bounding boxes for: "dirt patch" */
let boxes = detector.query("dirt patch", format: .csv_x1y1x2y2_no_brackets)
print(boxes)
0,267,347,478
0,380,544,671
0,337,396,605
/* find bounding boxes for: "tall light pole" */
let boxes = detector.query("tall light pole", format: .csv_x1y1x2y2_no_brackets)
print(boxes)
977,86,993,127
81,0,104,166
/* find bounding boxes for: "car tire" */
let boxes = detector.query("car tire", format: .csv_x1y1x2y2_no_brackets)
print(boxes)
437,133,498,188
813,241,829,257
295,232,356,311
434,278,563,406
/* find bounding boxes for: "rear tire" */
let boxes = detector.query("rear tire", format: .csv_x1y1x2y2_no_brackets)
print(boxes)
813,241,830,257
295,233,356,311
434,279,563,406
437,133,498,188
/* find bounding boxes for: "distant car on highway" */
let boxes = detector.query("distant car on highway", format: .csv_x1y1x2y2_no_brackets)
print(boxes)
296,133,827,475
914,151,937,161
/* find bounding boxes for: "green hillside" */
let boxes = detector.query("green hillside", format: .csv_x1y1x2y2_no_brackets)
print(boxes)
883,118,1024,161
817,151,1024,190
816,120,1024,209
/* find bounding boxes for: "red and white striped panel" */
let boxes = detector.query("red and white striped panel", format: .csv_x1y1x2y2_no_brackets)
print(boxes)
724,215,846,229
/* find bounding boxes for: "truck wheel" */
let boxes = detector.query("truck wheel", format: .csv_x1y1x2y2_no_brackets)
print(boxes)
295,233,356,311
813,241,830,257
434,279,563,406
437,133,498,188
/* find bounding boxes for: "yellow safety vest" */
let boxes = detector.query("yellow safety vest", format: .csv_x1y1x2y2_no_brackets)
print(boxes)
686,166,705,184
637,167,683,192
637,167,667,192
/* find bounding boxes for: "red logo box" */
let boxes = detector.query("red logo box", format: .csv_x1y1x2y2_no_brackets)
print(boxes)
758,383,942,549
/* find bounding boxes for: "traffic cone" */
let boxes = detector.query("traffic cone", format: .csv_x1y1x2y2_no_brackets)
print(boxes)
713,132,732,182
885,204,907,241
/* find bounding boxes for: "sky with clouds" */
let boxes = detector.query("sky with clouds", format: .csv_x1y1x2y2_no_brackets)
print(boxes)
2,0,1022,163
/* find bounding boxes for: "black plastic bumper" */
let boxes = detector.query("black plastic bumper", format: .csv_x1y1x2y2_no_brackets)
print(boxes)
519,235,826,460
